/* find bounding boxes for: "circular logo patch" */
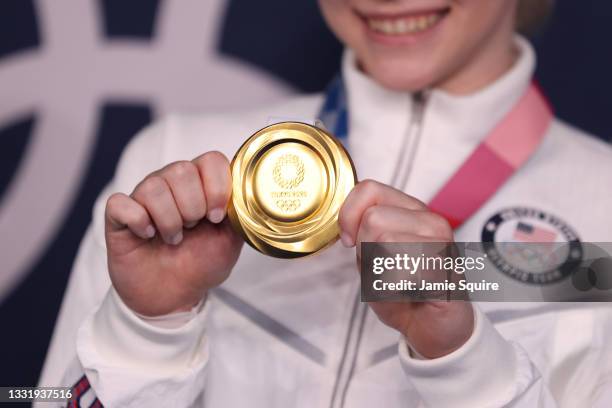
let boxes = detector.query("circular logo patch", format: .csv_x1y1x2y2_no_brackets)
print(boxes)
481,207,583,285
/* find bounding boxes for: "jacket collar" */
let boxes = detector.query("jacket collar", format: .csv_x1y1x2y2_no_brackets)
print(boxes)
342,36,536,202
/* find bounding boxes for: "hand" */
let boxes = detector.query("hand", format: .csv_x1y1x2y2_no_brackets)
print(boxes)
338,180,474,359
105,151,243,316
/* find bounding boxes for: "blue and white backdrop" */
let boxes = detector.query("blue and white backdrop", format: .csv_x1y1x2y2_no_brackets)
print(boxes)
0,0,610,387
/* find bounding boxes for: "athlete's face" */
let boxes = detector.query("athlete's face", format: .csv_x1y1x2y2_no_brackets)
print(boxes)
319,0,519,93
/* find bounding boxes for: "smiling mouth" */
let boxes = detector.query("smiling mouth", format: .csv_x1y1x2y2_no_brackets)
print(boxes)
364,8,450,36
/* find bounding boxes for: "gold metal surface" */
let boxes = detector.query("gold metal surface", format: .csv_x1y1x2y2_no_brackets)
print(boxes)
228,122,357,258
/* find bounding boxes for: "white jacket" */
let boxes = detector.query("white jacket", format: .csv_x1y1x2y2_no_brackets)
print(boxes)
38,37,612,407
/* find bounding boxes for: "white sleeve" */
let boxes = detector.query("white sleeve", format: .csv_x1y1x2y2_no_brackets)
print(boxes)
36,117,212,407
399,306,557,407
75,288,209,407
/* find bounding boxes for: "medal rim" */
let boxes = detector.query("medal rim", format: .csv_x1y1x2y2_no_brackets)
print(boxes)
228,121,357,258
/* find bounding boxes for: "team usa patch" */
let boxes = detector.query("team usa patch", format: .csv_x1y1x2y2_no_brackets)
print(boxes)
481,207,583,285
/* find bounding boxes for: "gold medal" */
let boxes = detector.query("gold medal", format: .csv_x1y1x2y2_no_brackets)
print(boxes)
228,122,357,258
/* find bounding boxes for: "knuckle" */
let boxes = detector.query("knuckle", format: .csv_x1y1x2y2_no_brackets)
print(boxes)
138,176,167,198
377,231,396,243
362,206,382,229
106,192,125,212
428,213,453,237
203,150,228,165
357,179,379,196
412,198,428,210
166,160,196,180
196,150,228,171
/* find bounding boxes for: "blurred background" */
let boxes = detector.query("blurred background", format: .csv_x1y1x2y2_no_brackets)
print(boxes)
0,0,610,387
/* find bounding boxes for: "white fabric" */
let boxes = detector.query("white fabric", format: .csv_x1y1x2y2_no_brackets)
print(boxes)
37,37,612,407
135,296,206,329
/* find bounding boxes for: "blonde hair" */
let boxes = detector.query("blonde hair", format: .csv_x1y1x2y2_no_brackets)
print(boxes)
516,0,554,34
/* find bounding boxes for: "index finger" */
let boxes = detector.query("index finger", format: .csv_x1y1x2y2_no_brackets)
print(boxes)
192,151,232,223
338,179,426,247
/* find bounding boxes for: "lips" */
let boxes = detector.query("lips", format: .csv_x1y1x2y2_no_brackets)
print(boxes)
362,8,449,37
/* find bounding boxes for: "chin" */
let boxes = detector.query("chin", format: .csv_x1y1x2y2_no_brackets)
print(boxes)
364,59,439,92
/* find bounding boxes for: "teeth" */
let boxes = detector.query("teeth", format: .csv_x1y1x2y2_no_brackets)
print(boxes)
367,13,442,35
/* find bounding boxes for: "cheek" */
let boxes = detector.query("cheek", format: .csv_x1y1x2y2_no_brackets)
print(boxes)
452,0,516,42
319,0,363,47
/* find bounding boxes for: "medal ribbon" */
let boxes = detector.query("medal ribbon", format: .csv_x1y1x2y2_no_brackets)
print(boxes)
318,78,553,229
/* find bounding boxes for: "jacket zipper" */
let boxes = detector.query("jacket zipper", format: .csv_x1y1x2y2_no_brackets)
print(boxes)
330,92,429,408
391,91,428,191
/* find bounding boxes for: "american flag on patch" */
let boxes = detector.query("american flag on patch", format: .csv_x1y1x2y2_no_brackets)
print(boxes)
513,222,557,243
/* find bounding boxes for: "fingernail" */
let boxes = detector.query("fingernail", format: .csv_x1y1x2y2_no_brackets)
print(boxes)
169,231,183,245
208,208,225,224
145,225,156,239
340,232,353,248
185,220,198,229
